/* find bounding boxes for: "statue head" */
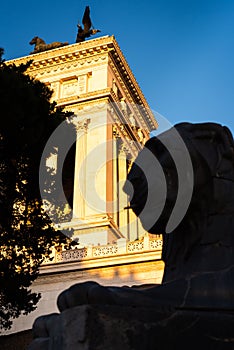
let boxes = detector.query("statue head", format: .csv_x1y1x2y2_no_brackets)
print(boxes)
124,122,234,281
124,122,234,235
29,36,39,45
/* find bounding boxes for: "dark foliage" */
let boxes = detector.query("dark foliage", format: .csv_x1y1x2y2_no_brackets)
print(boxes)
0,49,74,329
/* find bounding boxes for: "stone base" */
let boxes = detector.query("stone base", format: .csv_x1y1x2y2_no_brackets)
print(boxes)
28,305,234,350
0,329,33,350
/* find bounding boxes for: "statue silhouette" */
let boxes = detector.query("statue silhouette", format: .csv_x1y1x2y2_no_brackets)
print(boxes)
57,122,234,311
76,6,100,43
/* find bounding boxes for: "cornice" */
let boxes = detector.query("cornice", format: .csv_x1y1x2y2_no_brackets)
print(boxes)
7,35,158,131
108,39,158,131
7,36,112,68
28,54,108,79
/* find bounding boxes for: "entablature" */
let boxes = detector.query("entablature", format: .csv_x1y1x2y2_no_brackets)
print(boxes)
7,36,158,132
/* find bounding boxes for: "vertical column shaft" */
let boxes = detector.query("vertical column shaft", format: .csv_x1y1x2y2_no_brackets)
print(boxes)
73,119,89,219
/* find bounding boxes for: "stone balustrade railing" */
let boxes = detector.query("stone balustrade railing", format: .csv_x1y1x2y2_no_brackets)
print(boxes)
51,236,162,264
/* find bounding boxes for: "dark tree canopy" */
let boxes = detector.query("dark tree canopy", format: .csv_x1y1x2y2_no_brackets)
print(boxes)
0,49,74,330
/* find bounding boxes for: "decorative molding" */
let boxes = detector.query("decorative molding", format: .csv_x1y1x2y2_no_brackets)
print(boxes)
7,36,158,132
73,117,90,132
9,36,112,68
108,42,158,131
93,244,118,258
127,240,144,253
118,140,130,156
56,248,88,262
48,236,163,264
56,88,112,107
112,125,140,159
30,55,108,79
112,124,121,139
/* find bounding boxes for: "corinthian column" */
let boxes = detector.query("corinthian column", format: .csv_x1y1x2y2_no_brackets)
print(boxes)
118,142,128,238
73,118,90,219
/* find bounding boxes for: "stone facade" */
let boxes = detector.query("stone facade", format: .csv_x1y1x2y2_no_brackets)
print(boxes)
4,36,163,335
9,35,158,245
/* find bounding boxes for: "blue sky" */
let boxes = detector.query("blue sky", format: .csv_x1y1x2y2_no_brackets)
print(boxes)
1,0,234,134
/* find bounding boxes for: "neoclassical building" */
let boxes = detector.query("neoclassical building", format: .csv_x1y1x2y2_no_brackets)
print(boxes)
6,36,164,334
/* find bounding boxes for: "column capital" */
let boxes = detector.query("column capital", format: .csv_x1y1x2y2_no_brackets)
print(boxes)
112,124,121,139
118,141,129,156
74,118,91,133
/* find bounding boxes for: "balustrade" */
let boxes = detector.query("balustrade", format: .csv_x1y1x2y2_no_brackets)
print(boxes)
45,236,163,264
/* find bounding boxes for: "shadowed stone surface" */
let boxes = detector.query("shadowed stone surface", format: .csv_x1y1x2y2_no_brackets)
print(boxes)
0,329,33,350
28,305,234,350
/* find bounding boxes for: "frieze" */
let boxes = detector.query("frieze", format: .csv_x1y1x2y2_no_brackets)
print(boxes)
28,50,108,72
63,97,111,114
57,88,112,107
31,55,108,80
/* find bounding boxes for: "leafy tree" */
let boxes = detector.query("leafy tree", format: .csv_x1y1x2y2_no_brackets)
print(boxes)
0,49,74,330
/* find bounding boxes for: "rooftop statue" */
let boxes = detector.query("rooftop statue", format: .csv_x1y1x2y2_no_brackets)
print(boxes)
76,6,100,43
29,36,68,54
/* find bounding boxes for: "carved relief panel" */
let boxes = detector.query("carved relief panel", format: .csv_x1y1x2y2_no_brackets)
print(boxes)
61,75,88,98
62,78,78,97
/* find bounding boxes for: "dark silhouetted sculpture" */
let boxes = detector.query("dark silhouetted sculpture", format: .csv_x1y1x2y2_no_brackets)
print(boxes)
56,122,234,311
76,6,100,43
28,123,234,349
29,37,68,54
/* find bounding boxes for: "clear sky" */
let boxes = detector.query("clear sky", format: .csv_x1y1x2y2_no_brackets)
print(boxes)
1,0,234,134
